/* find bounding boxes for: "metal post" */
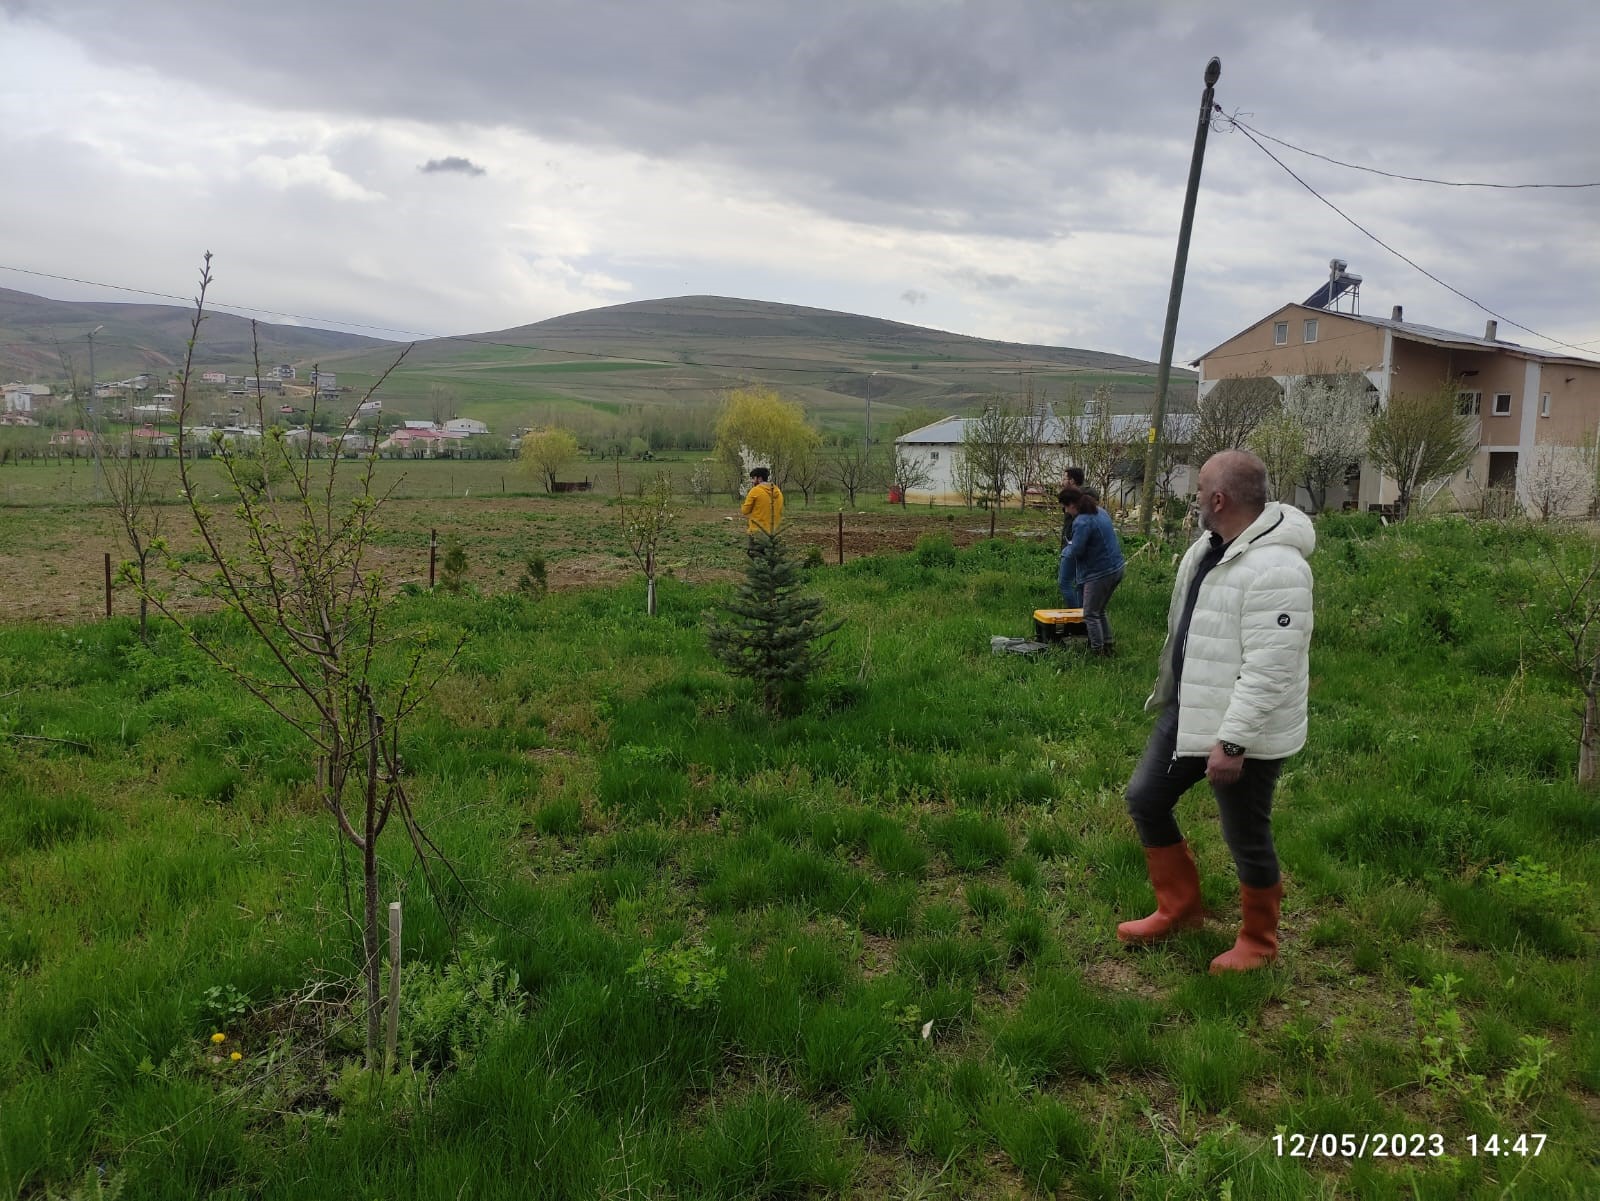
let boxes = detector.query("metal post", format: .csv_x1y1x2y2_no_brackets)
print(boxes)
1140,57,1221,535
104,552,112,617
837,511,844,564
428,528,437,589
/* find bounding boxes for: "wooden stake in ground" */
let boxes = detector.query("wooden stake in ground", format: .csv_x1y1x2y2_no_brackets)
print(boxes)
385,900,402,1073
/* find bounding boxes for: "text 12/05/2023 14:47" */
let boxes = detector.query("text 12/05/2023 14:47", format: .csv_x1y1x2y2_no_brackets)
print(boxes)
1273,1132,1548,1159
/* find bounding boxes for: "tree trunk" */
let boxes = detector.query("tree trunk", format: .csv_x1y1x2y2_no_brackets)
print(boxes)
1581,682,1599,790
363,830,380,1067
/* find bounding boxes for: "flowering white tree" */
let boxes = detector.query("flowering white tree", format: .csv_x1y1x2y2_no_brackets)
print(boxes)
1285,369,1372,512
1523,443,1592,522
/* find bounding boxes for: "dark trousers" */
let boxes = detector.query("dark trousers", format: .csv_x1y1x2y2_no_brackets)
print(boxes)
1125,702,1284,888
1081,567,1124,651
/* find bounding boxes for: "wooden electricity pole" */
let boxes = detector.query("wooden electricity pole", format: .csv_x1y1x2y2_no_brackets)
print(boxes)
1140,57,1221,535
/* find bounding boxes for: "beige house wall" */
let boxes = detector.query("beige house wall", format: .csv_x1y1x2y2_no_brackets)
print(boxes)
1198,305,1385,383
1536,361,1600,446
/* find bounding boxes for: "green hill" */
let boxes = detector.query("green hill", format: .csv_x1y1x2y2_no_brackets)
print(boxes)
0,288,388,386
320,295,1195,437
0,290,1194,439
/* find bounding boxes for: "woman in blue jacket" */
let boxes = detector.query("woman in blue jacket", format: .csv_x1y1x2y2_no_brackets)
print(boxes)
1057,486,1125,656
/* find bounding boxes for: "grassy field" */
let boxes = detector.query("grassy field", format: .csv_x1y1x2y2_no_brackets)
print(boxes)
1,512,1597,1199
0,459,1023,622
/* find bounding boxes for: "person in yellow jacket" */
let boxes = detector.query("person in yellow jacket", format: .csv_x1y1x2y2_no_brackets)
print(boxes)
740,466,784,550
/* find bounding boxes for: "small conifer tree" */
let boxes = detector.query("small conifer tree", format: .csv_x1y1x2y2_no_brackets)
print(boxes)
707,532,841,714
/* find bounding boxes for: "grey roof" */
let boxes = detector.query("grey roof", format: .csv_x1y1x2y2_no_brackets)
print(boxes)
1360,313,1590,361
895,415,966,444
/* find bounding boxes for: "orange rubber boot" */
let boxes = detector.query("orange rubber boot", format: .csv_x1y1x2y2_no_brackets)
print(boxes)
1209,880,1283,973
1116,841,1205,944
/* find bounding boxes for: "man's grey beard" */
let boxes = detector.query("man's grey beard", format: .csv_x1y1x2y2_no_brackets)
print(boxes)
1197,506,1213,533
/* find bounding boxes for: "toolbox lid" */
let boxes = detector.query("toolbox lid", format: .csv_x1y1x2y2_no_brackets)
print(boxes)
1033,608,1085,623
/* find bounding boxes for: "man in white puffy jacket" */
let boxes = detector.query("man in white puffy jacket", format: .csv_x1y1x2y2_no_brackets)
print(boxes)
1116,450,1314,972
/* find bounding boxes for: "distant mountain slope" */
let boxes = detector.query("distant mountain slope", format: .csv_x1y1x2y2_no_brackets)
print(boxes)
313,295,1194,433
0,289,1192,435
481,295,1157,372
0,288,391,383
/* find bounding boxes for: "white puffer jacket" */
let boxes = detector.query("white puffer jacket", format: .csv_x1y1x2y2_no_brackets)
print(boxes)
1146,503,1315,759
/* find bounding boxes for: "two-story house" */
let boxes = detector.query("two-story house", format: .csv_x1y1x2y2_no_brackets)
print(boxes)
1194,277,1600,515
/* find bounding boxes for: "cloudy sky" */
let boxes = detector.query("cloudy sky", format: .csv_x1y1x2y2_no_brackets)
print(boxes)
2,0,1596,362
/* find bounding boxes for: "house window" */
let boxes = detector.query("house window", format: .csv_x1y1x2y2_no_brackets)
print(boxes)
929,451,939,462
1491,393,1512,417
1303,319,1319,344
1273,322,1288,346
1540,393,1551,418
1456,391,1481,416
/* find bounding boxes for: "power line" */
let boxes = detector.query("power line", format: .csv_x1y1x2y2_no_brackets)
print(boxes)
1225,117,1596,356
1225,116,1600,190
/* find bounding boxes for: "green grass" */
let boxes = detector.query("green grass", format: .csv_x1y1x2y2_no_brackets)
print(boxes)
0,514,1596,1197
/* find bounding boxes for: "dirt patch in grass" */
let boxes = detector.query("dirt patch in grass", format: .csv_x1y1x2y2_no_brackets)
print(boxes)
8,487,1018,624
1082,953,1163,999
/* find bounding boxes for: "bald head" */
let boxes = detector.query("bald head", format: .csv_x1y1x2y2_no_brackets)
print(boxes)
1196,450,1269,538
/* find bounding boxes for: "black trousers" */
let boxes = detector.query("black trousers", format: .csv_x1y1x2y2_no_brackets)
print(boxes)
1125,702,1284,888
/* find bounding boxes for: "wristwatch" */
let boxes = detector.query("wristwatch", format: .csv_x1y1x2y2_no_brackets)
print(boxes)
1219,740,1246,757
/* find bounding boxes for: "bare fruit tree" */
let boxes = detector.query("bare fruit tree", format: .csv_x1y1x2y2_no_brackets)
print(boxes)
106,405,166,643
826,440,882,508
1535,542,1600,789
961,401,1025,507
1013,379,1060,510
1192,366,1283,464
137,256,462,1069
1366,380,1479,520
621,469,678,616
1077,387,1127,499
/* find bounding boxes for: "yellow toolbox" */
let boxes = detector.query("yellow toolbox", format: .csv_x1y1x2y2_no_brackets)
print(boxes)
1033,608,1086,641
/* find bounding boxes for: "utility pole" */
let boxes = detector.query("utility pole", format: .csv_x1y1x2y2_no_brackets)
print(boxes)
865,371,878,451
1140,57,1220,534
87,324,105,498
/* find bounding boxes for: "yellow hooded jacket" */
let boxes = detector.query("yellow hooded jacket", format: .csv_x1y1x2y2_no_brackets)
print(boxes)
741,481,784,535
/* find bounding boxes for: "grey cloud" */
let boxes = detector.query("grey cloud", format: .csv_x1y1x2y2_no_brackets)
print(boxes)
24,2,1598,240
901,289,928,306
419,156,486,176
6,0,1597,355
952,269,1021,293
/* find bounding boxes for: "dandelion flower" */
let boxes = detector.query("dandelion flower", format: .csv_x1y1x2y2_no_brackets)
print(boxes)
211,1032,227,1044
229,1051,242,1062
